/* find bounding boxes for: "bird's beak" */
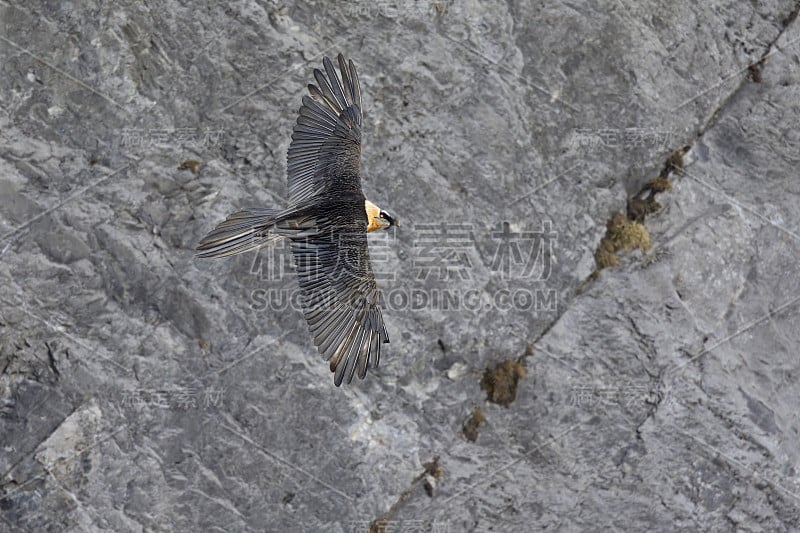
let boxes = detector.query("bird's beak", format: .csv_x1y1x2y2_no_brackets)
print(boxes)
380,210,398,228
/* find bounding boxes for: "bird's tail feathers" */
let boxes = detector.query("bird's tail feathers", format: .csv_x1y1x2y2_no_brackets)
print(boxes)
196,207,284,258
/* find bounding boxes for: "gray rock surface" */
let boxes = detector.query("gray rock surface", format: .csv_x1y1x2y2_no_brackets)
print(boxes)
1,0,799,531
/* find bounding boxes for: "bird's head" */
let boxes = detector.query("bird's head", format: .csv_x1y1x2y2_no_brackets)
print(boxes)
365,200,398,232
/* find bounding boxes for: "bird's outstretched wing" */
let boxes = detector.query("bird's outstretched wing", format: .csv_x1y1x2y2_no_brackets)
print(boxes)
286,54,388,386
286,53,363,204
291,219,389,386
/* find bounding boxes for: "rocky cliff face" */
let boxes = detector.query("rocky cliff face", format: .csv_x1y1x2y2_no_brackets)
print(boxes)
2,1,799,531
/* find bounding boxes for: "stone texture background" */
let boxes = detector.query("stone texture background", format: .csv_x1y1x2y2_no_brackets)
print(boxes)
1,0,799,531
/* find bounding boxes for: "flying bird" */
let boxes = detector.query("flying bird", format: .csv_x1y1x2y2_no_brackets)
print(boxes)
197,53,396,386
